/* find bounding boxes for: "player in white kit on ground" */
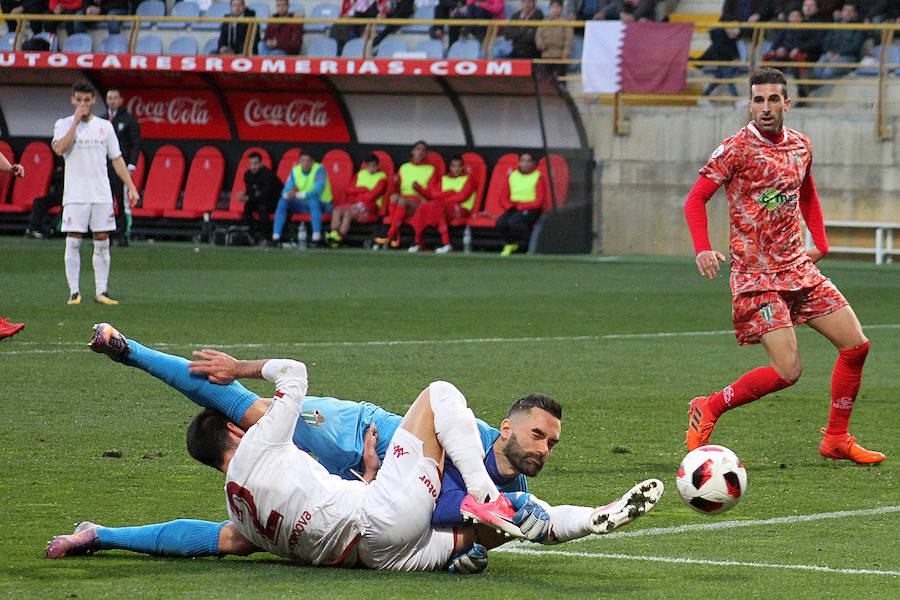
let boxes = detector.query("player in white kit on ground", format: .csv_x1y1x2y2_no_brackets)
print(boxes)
52,80,139,305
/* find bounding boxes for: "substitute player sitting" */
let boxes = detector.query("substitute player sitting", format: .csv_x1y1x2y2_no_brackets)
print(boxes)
374,141,438,249
326,154,388,247
408,155,476,254
683,67,884,464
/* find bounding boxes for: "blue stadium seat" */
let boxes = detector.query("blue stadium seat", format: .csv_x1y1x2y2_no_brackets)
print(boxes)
0,32,16,51
568,35,582,72
415,39,444,59
447,39,481,59
402,5,434,34
202,36,219,54
136,34,164,54
159,1,201,30
32,31,59,51
62,32,94,52
493,37,512,58
99,33,128,53
248,1,270,18
857,45,900,76
307,3,340,33
168,35,199,54
124,0,166,29
306,36,338,57
375,35,407,58
195,1,230,31
341,36,365,57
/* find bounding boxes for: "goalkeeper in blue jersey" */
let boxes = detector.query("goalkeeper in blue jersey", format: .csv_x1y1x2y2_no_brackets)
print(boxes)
46,323,662,570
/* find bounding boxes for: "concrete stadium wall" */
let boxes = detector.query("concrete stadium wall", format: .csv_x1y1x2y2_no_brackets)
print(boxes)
579,104,899,256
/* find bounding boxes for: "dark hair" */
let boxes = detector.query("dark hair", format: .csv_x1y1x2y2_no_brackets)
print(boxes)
549,0,563,5
72,79,95,96
749,67,788,99
186,408,233,470
413,140,428,150
519,152,536,161
300,150,316,160
449,154,463,164
364,153,380,165
106,87,121,96
248,151,263,162
507,394,562,421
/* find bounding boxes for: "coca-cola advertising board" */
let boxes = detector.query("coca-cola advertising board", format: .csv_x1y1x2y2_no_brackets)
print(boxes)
226,92,350,143
125,89,231,140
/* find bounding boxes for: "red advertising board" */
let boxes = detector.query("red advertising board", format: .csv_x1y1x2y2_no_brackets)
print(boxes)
225,92,350,143
123,88,231,140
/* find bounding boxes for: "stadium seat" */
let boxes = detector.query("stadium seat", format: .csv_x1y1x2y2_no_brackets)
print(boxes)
62,32,93,52
466,153,518,228
359,150,395,224
159,1,201,30
341,37,366,58
402,5,434,34
125,0,166,29
447,39,481,59
306,36,338,57
0,142,15,204
375,36,408,58
0,32,15,51
136,35,163,54
857,45,900,76
383,151,445,228
211,147,272,221
248,1,270,18
321,149,354,206
98,33,128,53
307,3,340,33
131,151,147,192
415,39,444,59
276,148,301,184
133,145,184,217
202,37,219,54
568,36,583,72
0,142,54,214
164,146,225,218
492,37,512,58
168,35,199,54
538,154,569,210
31,32,59,51
456,151,487,222
196,1,230,31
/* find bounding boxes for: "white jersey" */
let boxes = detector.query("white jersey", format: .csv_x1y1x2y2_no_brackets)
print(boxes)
226,361,367,566
52,115,121,205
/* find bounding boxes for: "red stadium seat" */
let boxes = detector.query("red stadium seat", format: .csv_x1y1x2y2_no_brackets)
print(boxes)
0,142,15,204
0,142,54,213
384,151,445,227
133,145,184,217
466,153,518,228
322,149,354,206
538,154,569,210
131,150,146,193
163,146,224,219
211,147,272,221
276,148,301,184
353,151,395,225
452,152,487,225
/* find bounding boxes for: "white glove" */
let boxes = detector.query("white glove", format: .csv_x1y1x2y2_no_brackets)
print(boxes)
448,543,487,574
297,192,307,200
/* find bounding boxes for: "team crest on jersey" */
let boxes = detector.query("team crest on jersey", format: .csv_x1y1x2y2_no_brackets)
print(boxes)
759,302,775,321
755,188,796,211
301,409,325,428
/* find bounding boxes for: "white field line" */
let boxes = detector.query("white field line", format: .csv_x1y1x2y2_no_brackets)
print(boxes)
3,324,899,355
493,547,900,576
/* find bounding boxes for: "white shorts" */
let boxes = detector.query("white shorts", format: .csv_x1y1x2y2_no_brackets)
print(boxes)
61,203,116,233
358,427,456,571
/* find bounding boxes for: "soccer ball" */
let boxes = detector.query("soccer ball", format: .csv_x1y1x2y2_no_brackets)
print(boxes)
676,445,747,515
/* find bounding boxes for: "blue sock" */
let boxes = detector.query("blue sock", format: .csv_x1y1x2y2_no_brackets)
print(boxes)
96,520,226,557
124,340,257,424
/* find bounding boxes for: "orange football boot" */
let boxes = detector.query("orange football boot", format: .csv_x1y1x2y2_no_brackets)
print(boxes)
819,428,885,464
686,396,718,451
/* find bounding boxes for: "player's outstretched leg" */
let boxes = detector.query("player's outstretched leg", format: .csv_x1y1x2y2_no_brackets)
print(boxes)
46,519,227,559
89,323,257,424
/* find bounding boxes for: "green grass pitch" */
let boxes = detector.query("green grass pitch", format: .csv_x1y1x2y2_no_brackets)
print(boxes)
1,238,897,599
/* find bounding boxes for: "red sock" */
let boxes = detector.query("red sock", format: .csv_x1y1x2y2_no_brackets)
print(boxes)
438,216,450,245
707,367,792,418
825,341,869,436
387,204,407,239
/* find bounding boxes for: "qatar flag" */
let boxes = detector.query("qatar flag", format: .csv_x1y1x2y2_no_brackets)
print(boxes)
582,21,693,94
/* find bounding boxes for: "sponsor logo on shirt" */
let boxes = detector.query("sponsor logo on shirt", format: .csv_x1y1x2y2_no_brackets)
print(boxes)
392,444,409,458
288,510,313,548
755,188,796,211
419,474,438,498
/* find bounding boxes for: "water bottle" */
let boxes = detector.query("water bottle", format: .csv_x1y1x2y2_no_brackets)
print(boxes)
462,226,472,254
298,225,307,250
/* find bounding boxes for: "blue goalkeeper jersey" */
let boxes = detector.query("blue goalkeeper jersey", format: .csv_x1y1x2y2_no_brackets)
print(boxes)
293,396,527,527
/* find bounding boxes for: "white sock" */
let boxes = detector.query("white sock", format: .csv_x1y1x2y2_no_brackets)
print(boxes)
311,232,321,241
428,380,500,502
65,237,82,295
92,238,111,296
544,505,595,544
272,234,281,241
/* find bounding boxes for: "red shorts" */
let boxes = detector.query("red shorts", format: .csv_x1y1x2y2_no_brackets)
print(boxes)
732,279,849,345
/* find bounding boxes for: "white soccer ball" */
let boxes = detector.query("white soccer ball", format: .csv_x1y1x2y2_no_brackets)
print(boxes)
676,445,747,515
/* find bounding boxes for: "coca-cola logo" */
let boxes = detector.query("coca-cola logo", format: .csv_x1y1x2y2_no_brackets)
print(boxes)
127,95,211,125
244,98,330,128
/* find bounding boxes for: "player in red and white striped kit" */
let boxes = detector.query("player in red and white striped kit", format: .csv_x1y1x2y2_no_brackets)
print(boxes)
683,68,884,464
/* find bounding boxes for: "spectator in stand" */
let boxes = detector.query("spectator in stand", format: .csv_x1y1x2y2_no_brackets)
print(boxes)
78,0,128,34
564,0,600,20
25,155,64,239
217,0,260,55
46,0,84,35
105,87,141,247
813,2,865,79
797,0,828,62
260,0,303,55
408,155,476,254
855,0,891,22
721,0,777,39
272,150,333,247
2,0,50,33
372,0,415,48
592,0,658,22
238,152,282,244
448,0,505,46
504,0,543,59
373,141,438,249
763,4,820,80
327,154,388,247
697,17,742,106
495,152,549,257
331,0,382,52
535,0,574,80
